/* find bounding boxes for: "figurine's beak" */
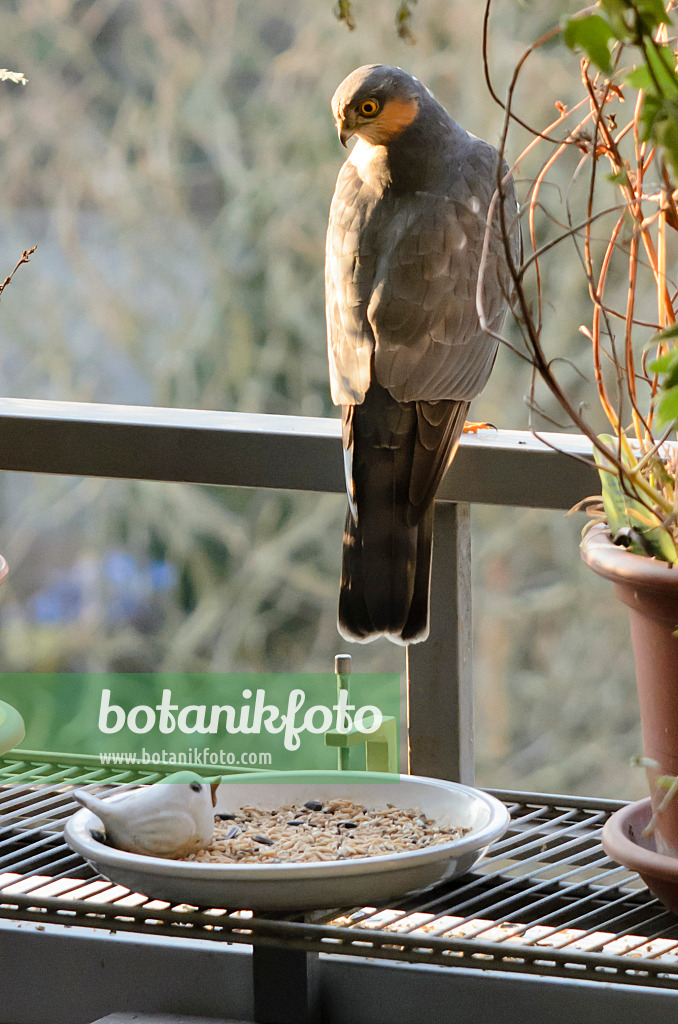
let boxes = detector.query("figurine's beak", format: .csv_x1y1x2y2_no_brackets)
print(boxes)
338,123,355,148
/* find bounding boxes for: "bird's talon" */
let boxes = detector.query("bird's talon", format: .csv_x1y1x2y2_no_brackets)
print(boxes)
463,420,497,434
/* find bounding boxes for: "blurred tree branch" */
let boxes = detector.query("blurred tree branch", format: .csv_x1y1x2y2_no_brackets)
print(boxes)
0,70,27,86
333,0,419,42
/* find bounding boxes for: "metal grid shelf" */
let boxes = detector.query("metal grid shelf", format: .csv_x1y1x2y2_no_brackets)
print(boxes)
2,756,678,991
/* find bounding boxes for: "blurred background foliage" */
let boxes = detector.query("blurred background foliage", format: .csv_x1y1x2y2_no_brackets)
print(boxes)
0,0,646,798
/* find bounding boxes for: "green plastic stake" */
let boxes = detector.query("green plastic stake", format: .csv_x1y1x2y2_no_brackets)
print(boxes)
325,653,399,774
335,654,351,771
324,713,399,772
363,714,398,774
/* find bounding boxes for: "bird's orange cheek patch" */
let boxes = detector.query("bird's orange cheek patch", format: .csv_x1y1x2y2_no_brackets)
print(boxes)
361,98,419,144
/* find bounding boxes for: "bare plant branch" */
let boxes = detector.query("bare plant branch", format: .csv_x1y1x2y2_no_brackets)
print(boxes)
480,0,678,546
0,246,37,302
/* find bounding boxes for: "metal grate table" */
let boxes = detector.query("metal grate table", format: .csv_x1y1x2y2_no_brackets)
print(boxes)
3,752,678,1021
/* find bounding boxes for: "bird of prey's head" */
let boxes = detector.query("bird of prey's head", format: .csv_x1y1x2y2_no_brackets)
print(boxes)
331,65,426,148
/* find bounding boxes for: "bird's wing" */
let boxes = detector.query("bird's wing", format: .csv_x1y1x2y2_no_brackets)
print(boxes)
326,138,520,522
326,160,379,407
368,141,519,404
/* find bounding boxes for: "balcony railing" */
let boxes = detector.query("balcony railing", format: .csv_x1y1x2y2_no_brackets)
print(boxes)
12,401,678,1023
0,396,599,782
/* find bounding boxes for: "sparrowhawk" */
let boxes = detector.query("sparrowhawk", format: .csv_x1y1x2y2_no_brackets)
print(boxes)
326,64,519,645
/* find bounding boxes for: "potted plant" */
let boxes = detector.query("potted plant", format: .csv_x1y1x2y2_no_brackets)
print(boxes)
482,0,678,875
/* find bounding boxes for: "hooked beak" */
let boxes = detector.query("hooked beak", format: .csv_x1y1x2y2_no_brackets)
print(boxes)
338,123,355,148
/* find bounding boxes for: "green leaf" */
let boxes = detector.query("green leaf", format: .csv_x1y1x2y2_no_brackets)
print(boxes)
656,384,678,426
655,774,678,789
634,0,672,30
627,64,654,90
600,0,635,39
648,345,678,387
645,524,678,562
647,44,678,98
593,435,678,563
564,13,617,74
648,353,674,373
626,55,678,171
655,323,678,341
594,436,636,535
650,99,678,176
601,0,672,39
636,91,663,142
606,167,632,186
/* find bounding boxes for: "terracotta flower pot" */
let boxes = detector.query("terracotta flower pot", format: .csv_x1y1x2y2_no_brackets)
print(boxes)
581,523,678,857
602,798,678,914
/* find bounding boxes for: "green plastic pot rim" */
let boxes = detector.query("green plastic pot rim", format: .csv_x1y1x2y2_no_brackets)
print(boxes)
0,699,25,756
581,522,678,591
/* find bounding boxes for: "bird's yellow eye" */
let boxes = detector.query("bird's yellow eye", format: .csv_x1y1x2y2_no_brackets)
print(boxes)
359,98,380,118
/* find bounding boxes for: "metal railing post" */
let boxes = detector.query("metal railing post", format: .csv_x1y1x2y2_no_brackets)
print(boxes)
406,501,474,784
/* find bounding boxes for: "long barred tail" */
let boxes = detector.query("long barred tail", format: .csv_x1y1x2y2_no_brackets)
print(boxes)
337,385,469,646
338,453,434,645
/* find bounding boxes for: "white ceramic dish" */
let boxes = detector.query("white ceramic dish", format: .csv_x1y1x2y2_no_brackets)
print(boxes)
64,771,510,911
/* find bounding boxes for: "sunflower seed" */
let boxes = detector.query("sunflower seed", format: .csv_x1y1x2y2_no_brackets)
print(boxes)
253,834,275,846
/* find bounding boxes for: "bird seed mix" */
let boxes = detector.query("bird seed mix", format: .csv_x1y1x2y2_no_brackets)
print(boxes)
184,798,469,864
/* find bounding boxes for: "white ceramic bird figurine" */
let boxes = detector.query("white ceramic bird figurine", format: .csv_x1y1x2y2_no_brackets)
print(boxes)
73,773,219,858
